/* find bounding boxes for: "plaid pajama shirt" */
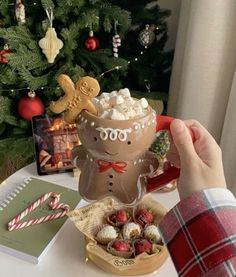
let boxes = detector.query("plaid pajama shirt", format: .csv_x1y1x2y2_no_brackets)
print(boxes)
159,188,236,277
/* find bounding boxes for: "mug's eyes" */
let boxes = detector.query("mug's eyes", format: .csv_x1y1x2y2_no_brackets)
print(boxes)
89,87,94,92
127,141,131,145
94,137,98,141
82,81,87,87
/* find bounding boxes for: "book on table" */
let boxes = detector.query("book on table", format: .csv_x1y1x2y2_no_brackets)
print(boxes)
0,177,81,264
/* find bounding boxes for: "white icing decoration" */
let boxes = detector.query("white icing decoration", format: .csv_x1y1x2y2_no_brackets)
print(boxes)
84,119,88,123
110,129,118,141
139,159,142,163
91,122,95,126
141,124,145,128
133,122,141,130
118,130,129,141
134,161,137,165
90,158,93,162
78,114,82,118
96,127,132,141
152,119,155,123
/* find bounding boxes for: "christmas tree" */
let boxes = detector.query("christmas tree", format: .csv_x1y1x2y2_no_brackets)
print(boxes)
0,0,172,180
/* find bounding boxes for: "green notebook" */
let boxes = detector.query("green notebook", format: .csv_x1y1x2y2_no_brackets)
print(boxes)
0,177,81,264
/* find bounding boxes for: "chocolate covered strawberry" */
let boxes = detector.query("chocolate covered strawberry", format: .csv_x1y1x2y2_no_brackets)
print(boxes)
134,239,152,255
135,208,154,227
107,239,133,258
107,209,130,226
112,240,130,252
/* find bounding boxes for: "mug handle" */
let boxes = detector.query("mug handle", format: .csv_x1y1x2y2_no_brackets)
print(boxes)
145,115,195,193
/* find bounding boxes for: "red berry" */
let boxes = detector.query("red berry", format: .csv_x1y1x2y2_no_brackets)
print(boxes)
109,209,128,224
135,208,153,227
112,240,130,252
134,239,152,255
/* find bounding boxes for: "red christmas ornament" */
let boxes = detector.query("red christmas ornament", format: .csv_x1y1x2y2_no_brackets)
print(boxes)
0,45,11,64
18,91,44,120
84,30,99,51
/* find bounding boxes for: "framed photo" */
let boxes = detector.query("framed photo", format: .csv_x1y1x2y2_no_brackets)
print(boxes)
32,114,80,175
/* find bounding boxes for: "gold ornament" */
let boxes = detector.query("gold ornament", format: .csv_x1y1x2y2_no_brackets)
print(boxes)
39,8,63,63
39,27,63,63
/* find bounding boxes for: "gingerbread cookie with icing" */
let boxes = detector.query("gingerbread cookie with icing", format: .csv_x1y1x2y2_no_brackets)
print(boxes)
50,74,100,123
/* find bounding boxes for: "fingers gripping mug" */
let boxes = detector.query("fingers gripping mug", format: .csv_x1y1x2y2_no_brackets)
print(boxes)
72,106,190,205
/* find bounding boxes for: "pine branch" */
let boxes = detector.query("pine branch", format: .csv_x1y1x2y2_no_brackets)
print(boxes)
17,67,50,90
0,96,11,124
41,0,55,10
0,26,38,50
100,3,131,33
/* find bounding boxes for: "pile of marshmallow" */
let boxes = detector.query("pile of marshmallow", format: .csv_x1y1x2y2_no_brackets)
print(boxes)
92,88,149,120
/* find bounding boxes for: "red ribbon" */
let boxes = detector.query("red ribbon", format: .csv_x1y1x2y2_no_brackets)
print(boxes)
97,160,127,174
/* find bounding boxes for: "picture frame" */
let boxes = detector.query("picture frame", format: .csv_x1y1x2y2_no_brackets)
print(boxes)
32,114,80,175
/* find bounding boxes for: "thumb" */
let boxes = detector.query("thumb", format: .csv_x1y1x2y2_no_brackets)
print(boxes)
170,119,197,163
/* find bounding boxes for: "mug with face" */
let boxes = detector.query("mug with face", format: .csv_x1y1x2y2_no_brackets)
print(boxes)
72,106,181,206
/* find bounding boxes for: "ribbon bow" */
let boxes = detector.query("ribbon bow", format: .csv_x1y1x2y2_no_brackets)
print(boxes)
97,160,127,173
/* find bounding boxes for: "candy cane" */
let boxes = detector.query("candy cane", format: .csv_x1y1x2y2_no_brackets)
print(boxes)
112,34,121,58
8,192,70,231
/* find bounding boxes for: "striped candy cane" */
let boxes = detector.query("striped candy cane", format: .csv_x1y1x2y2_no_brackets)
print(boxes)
8,192,70,231
112,34,121,58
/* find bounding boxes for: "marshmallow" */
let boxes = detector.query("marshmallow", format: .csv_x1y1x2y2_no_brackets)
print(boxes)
133,103,143,114
100,110,110,118
123,108,136,120
139,98,149,109
119,88,131,98
125,96,135,106
91,97,99,104
110,90,118,97
92,89,149,120
100,92,110,99
110,95,124,106
108,109,126,120
115,103,128,113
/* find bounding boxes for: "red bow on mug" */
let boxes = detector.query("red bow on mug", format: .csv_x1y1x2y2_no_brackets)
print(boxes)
97,160,127,173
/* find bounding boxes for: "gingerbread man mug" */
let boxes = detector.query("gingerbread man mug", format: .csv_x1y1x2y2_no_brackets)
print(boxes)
71,104,192,206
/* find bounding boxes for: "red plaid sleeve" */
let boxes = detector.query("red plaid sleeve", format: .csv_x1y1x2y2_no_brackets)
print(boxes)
159,188,236,277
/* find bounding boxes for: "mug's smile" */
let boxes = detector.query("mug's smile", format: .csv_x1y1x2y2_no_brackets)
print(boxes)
105,151,118,156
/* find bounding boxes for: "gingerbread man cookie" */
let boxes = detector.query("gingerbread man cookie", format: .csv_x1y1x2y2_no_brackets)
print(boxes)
50,74,100,123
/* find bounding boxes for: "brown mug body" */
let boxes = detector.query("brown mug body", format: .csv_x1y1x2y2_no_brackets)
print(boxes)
73,107,159,205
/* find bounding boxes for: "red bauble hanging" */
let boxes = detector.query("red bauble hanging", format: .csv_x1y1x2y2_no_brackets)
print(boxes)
0,44,11,64
18,91,44,121
84,30,99,51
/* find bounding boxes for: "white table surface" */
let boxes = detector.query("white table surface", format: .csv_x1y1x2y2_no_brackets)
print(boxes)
0,163,179,277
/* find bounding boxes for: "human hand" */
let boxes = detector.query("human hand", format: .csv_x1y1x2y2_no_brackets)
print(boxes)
167,119,226,200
